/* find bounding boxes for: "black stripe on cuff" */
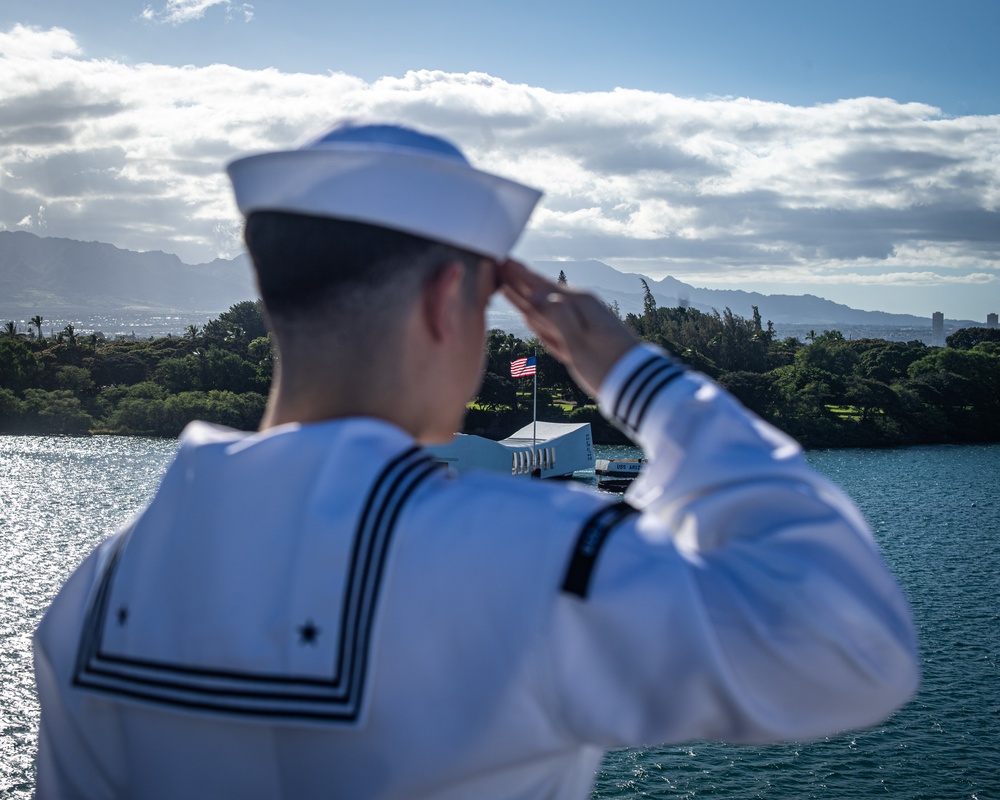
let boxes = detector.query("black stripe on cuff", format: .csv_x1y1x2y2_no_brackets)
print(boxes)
561,502,639,599
612,354,662,422
629,365,686,431
611,355,687,435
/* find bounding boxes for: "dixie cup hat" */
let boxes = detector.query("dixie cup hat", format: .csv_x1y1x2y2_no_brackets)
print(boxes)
227,121,542,260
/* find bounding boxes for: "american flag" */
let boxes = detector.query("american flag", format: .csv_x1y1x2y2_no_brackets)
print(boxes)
510,356,537,378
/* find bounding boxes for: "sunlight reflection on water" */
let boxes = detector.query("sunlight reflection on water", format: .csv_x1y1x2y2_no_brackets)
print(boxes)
0,435,177,797
2,438,997,799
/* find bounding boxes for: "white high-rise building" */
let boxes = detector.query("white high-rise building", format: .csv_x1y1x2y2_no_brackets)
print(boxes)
931,312,945,347
988,313,998,329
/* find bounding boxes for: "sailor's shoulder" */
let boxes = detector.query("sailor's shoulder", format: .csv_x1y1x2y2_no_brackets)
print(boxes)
423,469,610,529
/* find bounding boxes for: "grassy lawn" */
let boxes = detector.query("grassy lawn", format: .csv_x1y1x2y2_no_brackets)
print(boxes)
467,397,578,413
826,404,861,420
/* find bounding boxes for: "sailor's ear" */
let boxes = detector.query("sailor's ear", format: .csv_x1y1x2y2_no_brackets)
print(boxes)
421,261,465,342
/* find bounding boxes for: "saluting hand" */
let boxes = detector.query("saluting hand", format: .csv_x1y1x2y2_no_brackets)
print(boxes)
498,259,638,399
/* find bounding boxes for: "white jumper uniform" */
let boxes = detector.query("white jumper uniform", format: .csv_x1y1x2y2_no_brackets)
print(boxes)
34,345,920,799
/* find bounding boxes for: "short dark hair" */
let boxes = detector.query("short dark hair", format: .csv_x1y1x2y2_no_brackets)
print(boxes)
244,211,483,329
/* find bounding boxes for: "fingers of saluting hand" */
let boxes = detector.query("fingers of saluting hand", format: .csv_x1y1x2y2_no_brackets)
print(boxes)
498,259,638,397
499,261,583,322
497,260,554,314
498,261,575,355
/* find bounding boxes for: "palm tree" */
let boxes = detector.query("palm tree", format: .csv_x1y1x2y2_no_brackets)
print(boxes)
4,321,17,338
63,324,77,347
186,324,201,341
30,315,43,341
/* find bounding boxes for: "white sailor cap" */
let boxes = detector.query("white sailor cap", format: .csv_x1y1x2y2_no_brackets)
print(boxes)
226,121,542,260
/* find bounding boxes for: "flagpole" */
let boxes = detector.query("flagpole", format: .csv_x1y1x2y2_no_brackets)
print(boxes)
510,353,540,476
532,347,537,472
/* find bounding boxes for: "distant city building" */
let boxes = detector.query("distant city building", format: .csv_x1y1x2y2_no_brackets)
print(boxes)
988,313,998,329
931,311,945,347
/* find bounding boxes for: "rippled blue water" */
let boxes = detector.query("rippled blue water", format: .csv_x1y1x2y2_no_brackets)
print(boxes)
2,437,997,798
0,435,178,798
593,443,1000,799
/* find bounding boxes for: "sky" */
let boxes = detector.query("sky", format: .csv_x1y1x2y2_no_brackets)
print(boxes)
1,0,999,321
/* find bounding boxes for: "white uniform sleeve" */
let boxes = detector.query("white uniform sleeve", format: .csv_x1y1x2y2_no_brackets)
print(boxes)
540,344,920,747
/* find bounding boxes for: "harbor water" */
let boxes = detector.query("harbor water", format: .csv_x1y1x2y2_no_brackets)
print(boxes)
2,436,998,798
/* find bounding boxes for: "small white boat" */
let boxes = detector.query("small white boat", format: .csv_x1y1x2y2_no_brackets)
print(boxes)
594,458,646,492
426,421,595,478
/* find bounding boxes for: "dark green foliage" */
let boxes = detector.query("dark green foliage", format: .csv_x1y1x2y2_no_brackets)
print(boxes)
194,348,263,393
843,377,901,421
0,304,268,436
54,365,96,396
165,391,267,436
1,294,998,448
640,278,657,319
767,337,801,370
202,300,268,352
717,371,781,419
22,389,94,435
89,347,151,386
0,388,26,431
475,329,523,412
475,371,515,412
536,350,589,406
0,339,41,392
795,335,857,380
104,386,267,437
104,383,167,434
154,356,199,393
463,406,533,439
706,307,773,373
946,326,1000,350
566,405,632,445
247,336,275,386
853,339,927,384
625,302,772,376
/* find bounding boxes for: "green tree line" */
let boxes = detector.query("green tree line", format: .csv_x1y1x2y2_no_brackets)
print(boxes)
0,301,270,436
467,282,1000,447
3,295,999,447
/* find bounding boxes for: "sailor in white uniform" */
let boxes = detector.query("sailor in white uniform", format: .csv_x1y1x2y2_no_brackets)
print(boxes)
34,122,920,799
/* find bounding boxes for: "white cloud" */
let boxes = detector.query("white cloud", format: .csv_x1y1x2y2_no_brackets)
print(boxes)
1,23,999,304
141,0,254,25
15,205,46,229
0,24,80,59
673,268,997,287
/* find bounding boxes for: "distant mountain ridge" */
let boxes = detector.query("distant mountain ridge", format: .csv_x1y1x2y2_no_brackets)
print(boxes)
0,232,979,336
0,230,255,318
532,260,976,329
